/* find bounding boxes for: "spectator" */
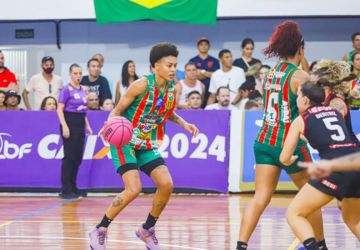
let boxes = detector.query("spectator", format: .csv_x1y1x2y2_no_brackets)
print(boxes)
114,60,139,105
186,90,202,110
245,100,262,110
101,98,114,111
5,90,23,111
349,51,360,109
40,96,58,111
176,62,205,109
208,49,246,106
87,92,100,111
57,64,92,199
0,90,6,111
80,58,112,104
233,38,262,87
248,90,264,109
255,64,270,93
92,53,114,97
92,53,105,69
235,81,256,110
205,86,237,110
343,32,360,64
0,50,18,92
22,56,63,110
189,37,220,104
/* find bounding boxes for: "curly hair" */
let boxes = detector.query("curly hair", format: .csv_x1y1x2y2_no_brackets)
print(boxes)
313,60,355,96
263,20,304,58
149,42,178,67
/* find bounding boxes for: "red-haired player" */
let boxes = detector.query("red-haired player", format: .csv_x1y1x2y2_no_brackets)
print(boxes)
237,21,327,250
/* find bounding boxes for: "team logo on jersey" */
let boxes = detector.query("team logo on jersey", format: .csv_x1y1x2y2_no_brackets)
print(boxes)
156,97,164,108
208,61,214,68
138,114,159,135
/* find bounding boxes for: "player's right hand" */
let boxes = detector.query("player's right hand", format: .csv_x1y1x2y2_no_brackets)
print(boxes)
298,160,333,179
62,126,70,139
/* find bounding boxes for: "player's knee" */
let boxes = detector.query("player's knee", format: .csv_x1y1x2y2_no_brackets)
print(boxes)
286,204,304,222
125,184,142,198
253,192,272,208
285,207,295,223
157,179,173,193
342,213,356,227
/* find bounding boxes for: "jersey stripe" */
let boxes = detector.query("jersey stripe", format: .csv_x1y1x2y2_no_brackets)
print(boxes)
269,64,288,145
116,145,126,165
258,64,277,143
280,70,292,146
132,91,150,127
257,62,299,146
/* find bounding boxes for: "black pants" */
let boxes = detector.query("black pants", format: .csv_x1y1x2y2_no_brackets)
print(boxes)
60,112,86,194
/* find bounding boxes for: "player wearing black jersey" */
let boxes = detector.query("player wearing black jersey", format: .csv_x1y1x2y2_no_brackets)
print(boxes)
311,60,359,147
280,81,360,249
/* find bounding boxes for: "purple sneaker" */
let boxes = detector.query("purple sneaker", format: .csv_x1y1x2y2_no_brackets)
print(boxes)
89,227,107,250
136,226,160,250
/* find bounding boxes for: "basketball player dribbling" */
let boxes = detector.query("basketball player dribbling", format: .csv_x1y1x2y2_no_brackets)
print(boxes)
89,43,199,250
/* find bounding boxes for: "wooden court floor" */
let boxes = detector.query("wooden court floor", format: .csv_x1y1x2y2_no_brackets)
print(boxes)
0,194,359,250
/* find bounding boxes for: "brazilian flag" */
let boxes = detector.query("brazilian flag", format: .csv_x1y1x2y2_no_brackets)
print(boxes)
93,0,218,25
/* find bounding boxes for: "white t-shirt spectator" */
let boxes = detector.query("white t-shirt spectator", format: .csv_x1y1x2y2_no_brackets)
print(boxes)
238,97,249,110
26,73,63,110
205,103,237,110
209,66,246,103
178,79,203,105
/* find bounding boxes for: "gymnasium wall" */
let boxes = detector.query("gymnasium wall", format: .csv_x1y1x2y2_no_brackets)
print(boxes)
0,17,358,92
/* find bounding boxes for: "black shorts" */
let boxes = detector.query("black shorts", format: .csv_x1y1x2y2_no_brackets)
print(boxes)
116,157,166,176
308,171,360,201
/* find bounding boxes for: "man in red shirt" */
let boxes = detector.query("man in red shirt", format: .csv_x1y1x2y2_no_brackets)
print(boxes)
0,50,18,92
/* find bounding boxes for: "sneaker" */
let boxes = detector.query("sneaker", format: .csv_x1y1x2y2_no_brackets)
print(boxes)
136,226,160,250
74,189,88,197
58,192,79,199
89,227,107,250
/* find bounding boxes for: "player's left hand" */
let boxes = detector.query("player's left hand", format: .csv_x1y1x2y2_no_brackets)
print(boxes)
184,123,199,137
288,155,298,166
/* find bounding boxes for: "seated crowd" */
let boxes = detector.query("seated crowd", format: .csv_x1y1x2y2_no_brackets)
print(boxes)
0,32,359,112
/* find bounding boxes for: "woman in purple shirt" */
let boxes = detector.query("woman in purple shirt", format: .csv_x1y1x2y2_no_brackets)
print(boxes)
57,64,92,199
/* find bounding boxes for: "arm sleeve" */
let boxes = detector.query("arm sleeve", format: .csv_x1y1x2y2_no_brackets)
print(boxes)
214,59,220,71
208,74,217,93
99,77,112,102
10,72,18,85
58,87,69,104
26,76,35,92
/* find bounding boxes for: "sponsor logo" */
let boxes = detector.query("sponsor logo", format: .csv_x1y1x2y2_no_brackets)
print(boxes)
0,133,32,159
0,133,111,160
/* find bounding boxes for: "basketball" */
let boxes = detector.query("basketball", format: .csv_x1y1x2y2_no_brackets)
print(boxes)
102,116,133,146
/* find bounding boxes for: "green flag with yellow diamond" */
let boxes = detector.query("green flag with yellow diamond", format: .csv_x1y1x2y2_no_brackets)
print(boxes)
93,0,218,25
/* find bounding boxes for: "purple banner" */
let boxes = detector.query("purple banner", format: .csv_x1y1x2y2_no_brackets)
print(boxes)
0,110,229,192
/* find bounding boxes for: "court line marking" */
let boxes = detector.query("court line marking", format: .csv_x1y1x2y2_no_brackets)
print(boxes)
288,238,300,250
0,198,79,229
0,220,344,226
0,235,208,250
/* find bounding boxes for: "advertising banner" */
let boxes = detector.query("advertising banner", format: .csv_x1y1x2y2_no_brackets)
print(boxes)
238,110,360,191
0,110,230,192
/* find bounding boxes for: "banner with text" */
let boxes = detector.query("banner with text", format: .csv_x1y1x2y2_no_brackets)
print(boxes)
239,110,360,191
0,110,229,192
